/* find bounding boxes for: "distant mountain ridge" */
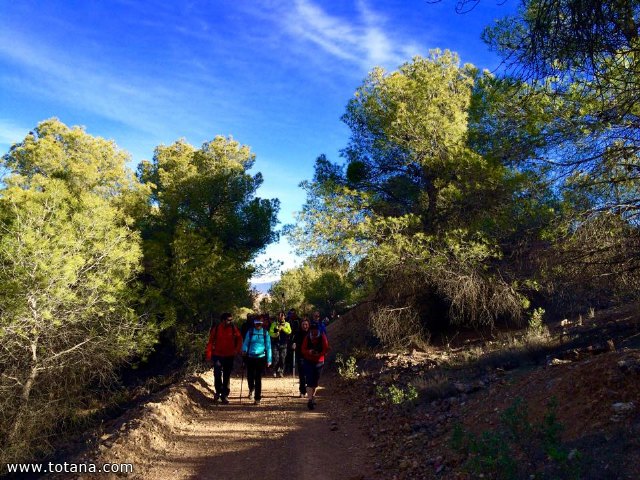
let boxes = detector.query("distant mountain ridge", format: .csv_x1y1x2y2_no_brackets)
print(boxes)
251,281,273,294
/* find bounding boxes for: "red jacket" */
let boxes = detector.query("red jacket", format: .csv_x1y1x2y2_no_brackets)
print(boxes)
301,332,329,364
205,323,242,360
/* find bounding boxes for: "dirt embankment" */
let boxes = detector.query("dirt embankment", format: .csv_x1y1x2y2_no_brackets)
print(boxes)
81,370,374,480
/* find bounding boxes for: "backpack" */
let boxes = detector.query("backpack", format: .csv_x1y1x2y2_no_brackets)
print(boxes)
306,332,324,356
246,328,268,358
211,323,241,350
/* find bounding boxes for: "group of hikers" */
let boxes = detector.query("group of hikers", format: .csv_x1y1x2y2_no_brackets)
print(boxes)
204,309,331,410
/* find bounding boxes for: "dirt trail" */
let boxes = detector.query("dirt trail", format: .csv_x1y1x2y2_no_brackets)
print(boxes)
94,371,374,480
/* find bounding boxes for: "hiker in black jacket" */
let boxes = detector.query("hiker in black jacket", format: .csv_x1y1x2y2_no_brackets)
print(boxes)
291,317,310,397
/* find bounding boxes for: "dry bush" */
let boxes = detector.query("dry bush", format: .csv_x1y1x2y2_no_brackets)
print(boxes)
542,213,640,311
437,269,525,327
369,306,426,350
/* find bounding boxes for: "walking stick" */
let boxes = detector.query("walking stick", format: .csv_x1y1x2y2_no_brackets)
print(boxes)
239,358,245,405
292,350,298,390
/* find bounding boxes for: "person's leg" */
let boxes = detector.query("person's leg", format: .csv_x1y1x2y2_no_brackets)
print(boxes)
312,363,324,405
303,360,318,409
254,358,265,403
284,345,293,375
271,346,278,377
297,357,305,396
246,358,256,398
212,356,223,401
220,356,234,403
278,346,288,376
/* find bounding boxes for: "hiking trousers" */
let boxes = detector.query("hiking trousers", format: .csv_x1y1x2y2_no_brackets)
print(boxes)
246,356,267,401
296,356,306,395
212,355,234,398
272,344,288,376
303,359,324,389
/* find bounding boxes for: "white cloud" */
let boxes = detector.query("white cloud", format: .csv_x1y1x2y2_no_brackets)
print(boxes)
280,0,424,71
0,119,29,148
0,28,247,141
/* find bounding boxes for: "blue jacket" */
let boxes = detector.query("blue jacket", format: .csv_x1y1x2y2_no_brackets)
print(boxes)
243,328,272,363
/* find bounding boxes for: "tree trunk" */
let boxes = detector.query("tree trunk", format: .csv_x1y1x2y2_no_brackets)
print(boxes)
9,339,39,444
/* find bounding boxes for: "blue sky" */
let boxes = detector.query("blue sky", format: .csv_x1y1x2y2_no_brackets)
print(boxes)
0,0,517,282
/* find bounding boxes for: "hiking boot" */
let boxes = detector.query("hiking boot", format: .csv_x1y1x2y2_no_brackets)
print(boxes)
277,372,284,378
254,399,261,406
273,372,277,378
248,390,253,400
299,392,305,398
221,396,229,405
213,393,220,404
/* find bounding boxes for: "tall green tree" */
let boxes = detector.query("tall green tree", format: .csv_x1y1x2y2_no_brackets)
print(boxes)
483,0,640,220
138,137,279,332
480,0,640,304
0,119,154,463
268,256,353,315
290,52,546,327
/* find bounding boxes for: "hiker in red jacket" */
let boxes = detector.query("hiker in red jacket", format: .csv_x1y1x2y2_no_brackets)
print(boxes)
301,321,330,410
205,312,242,404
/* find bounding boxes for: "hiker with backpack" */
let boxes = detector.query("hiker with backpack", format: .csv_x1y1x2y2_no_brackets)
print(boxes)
242,316,272,405
241,313,255,339
301,321,329,410
205,312,243,404
312,310,328,337
291,316,310,397
269,311,292,378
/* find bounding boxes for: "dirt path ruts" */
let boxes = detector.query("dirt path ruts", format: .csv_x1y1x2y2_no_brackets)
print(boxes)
96,372,374,480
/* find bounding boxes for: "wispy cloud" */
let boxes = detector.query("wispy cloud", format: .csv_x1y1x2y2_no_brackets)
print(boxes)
0,26,250,142
279,0,424,71
0,119,29,148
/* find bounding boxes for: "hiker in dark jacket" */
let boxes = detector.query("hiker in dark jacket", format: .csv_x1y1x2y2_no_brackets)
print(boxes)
242,317,272,405
301,321,329,410
284,309,299,375
291,317,310,397
241,313,255,339
205,312,242,404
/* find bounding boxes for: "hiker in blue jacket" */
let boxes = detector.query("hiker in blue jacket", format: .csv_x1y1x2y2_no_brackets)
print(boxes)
242,317,272,405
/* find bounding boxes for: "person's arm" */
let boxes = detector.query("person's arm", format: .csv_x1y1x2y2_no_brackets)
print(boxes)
234,327,242,354
204,326,216,361
242,331,250,355
282,321,292,335
321,333,330,356
268,321,279,338
266,333,272,365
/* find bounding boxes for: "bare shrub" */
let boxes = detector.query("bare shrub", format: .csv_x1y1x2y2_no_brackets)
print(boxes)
435,267,526,328
369,306,425,349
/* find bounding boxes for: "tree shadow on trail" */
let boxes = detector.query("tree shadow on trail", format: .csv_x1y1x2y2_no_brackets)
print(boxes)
183,404,365,480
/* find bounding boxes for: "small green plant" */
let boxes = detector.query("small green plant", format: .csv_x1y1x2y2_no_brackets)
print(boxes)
450,397,580,479
468,430,517,479
528,307,546,336
500,397,532,440
375,384,418,405
540,397,566,461
335,354,358,380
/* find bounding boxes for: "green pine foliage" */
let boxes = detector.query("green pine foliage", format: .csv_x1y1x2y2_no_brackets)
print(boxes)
0,119,157,463
289,51,550,329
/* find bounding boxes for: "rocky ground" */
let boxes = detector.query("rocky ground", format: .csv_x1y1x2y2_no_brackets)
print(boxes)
343,304,640,479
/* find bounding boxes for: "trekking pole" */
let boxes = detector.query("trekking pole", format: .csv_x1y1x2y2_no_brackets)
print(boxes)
292,350,297,388
239,358,245,405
